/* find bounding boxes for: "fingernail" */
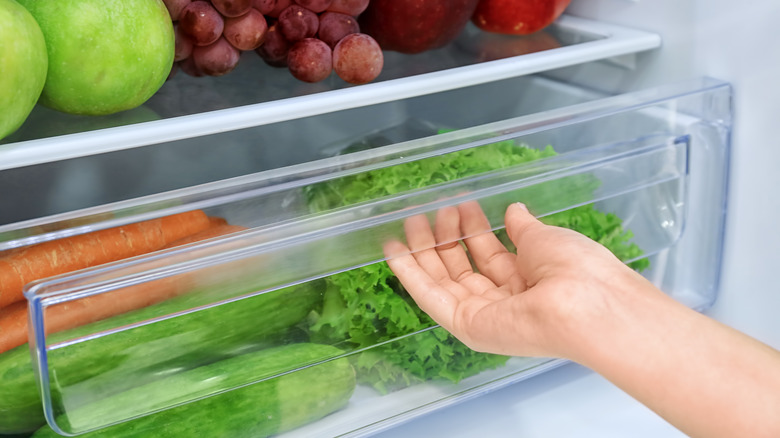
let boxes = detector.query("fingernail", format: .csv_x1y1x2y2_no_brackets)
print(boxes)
514,202,529,212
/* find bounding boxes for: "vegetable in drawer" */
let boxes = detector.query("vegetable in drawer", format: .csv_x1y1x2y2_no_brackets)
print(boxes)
0,281,322,434
31,343,356,437
303,137,649,392
0,210,213,309
0,219,245,356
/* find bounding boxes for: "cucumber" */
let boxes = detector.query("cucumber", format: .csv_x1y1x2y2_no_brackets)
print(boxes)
32,343,355,438
0,282,323,434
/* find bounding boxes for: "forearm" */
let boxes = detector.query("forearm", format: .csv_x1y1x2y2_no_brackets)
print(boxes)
570,273,780,438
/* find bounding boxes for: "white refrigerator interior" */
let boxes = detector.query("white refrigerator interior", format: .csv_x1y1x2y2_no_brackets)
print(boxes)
377,0,780,436
0,0,778,437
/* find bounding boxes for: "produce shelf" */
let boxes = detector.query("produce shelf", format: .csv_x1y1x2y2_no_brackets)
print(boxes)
0,15,660,172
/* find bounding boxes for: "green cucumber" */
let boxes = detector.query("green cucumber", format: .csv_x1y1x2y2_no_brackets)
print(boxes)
32,343,355,438
0,283,323,434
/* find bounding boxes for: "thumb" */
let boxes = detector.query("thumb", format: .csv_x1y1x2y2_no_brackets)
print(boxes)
505,203,542,250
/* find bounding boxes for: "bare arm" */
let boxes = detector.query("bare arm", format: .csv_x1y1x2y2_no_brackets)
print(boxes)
385,202,780,438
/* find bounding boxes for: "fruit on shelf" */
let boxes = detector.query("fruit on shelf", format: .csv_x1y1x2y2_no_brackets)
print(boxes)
0,0,47,141
192,36,241,76
16,0,174,116
278,4,319,42
333,33,383,85
252,0,276,14
472,0,571,35
287,37,333,82
211,0,253,17
359,0,480,54
326,0,369,16
172,0,383,84
163,0,192,20
255,21,293,67
268,0,293,17
179,1,225,46
223,8,268,50
318,11,360,49
294,0,333,14
457,29,561,62
174,24,194,61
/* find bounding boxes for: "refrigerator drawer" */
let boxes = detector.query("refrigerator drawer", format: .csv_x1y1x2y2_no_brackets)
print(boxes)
0,78,730,437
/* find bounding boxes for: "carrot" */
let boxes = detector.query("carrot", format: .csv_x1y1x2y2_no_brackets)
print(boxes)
208,216,228,227
160,223,245,248
0,210,212,310
0,301,26,353
0,221,247,355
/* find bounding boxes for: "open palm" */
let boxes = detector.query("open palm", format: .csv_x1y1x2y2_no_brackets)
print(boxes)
385,201,633,359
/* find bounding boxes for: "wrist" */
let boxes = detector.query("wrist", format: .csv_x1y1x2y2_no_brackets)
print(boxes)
554,266,676,367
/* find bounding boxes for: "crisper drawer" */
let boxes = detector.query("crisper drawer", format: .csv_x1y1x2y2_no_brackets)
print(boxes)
0,77,730,437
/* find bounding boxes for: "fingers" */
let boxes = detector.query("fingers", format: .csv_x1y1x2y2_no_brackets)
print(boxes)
383,240,459,329
403,214,451,284
458,201,524,291
505,203,543,253
432,207,473,282
405,211,499,297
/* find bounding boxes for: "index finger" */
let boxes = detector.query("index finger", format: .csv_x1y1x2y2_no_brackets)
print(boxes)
384,240,459,329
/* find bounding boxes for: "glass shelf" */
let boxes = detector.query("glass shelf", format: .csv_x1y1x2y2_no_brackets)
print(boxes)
0,16,660,172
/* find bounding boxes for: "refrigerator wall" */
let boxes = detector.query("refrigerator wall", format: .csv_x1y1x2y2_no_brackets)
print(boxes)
561,0,780,348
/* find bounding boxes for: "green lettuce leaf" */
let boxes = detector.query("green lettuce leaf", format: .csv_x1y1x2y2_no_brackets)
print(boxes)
304,137,648,393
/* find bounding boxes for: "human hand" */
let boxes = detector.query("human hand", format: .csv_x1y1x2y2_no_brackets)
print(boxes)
384,201,652,361
387,202,780,438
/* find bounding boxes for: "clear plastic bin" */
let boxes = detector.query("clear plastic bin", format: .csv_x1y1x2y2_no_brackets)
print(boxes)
0,77,730,437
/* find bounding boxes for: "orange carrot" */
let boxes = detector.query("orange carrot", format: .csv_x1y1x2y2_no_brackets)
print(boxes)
0,301,26,353
0,210,212,309
160,223,245,248
0,221,247,355
208,216,228,227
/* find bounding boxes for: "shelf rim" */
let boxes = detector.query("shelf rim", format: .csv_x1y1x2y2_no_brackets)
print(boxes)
0,15,661,172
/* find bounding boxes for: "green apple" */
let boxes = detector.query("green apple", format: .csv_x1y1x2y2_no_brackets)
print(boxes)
0,0,47,140
16,0,174,116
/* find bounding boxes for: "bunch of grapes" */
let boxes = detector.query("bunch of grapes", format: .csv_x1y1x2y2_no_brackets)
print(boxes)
163,0,383,85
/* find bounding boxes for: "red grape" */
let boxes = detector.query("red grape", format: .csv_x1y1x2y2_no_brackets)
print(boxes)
163,0,192,20
255,21,291,67
252,0,277,14
332,33,383,85
211,0,253,18
267,0,292,17
179,57,205,77
174,23,194,61
277,5,319,42
224,9,268,50
179,1,224,46
293,0,332,13
192,37,241,76
318,11,359,49
326,0,368,16
287,38,332,83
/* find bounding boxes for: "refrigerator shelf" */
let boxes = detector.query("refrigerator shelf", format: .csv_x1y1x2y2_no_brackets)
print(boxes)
0,15,660,172
0,78,731,437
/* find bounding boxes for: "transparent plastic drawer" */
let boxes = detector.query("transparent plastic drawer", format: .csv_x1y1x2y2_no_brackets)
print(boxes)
0,77,730,437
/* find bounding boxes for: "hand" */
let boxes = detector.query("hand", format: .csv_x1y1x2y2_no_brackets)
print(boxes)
386,201,780,438
384,201,651,361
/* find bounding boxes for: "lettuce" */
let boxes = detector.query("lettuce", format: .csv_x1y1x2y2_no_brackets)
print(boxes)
304,137,648,393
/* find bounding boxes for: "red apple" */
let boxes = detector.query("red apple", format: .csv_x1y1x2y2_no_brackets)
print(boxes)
472,0,571,35
359,0,479,54
458,30,561,62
